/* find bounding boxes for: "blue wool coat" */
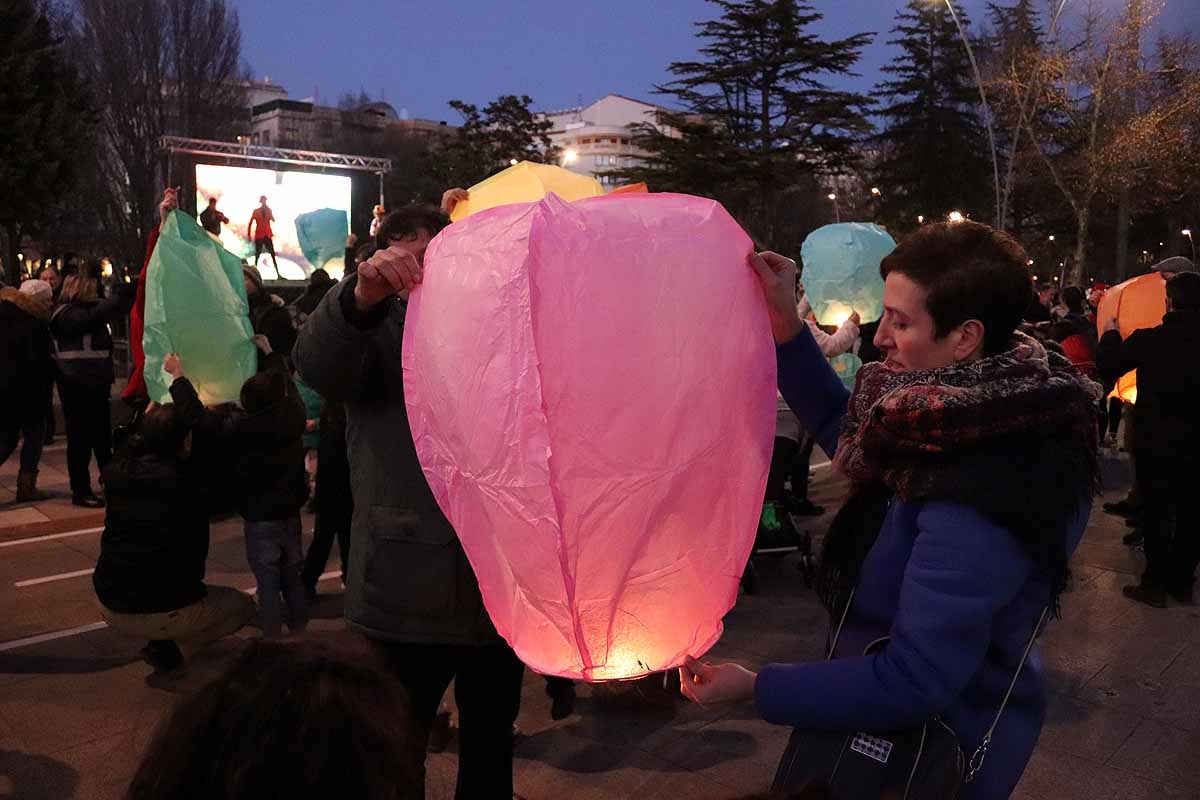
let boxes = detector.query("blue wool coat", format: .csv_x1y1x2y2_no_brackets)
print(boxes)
755,329,1089,800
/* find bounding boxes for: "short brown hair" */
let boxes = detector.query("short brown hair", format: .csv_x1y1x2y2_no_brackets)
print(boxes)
375,205,448,247
880,221,1032,356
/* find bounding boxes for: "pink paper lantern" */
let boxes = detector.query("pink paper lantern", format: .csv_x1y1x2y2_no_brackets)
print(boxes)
403,193,776,681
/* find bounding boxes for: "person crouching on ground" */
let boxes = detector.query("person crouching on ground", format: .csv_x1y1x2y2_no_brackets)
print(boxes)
93,354,255,683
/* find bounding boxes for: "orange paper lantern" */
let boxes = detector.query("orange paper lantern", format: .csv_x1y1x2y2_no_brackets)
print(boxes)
1094,272,1167,403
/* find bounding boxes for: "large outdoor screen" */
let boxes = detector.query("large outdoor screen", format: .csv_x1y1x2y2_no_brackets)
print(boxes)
195,164,351,280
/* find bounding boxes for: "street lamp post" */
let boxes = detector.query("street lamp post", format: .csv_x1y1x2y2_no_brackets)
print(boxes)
827,193,841,223
938,0,1001,230
1185,229,1197,263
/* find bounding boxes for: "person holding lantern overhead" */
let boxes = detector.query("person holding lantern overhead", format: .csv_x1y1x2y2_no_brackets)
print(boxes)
681,222,1100,799
1097,271,1200,608
292,202,524,799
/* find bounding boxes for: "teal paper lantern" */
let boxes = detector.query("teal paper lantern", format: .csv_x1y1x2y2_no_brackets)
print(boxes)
830,352,862,391
799,223,895,326
295,208,349,274
142,211,257,405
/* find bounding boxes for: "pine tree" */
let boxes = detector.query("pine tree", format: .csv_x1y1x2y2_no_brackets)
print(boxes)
0,0,95,284
617,0,874,253
435,94,558,189
871,0,991,232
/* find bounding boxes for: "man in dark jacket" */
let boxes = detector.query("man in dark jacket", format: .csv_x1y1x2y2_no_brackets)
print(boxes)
94,355,256,679
1098,272,1200,607
0,280,56,501
293,205,524,799
198,197,228,236
242,263,296,366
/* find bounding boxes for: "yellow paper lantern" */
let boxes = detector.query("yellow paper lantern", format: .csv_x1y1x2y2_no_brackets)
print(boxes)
1094,272,1167,403
449,161,605,222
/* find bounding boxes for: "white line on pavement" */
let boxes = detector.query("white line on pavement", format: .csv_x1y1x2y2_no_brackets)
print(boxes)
812,460,832,470
15,568,96,588
0,526,104,549
0,622,108,653
0,573,345,653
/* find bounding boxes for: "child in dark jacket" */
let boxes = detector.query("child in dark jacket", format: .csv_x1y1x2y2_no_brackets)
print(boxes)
236,340,311,638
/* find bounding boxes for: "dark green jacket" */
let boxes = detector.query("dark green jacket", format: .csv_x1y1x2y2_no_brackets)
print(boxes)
292,277,498,646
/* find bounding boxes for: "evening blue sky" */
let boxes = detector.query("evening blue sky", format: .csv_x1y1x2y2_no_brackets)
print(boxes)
240,1,1195,121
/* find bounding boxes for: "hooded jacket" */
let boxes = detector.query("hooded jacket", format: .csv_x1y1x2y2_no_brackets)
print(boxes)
243,264,297,361
0,287,55,417
94,377,219,614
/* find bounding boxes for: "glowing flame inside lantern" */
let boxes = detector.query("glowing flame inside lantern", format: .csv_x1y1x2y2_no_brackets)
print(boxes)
826,305,854,328
403,193,775,681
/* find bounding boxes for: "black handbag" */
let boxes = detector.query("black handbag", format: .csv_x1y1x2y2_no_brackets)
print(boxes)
769,590,1047,800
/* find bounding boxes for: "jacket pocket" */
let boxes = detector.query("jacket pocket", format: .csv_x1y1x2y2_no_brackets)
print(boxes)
361,505,460,619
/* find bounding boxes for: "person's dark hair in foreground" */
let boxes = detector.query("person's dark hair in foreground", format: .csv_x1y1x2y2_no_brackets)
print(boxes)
126,640,423,800
1167,271,1200,310
374,205,449,249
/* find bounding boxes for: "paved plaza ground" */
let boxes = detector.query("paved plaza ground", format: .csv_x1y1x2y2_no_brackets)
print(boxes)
1,444,1198,799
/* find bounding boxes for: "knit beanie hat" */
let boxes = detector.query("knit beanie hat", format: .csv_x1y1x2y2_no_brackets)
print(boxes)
242,263,266,299
19,279,53,306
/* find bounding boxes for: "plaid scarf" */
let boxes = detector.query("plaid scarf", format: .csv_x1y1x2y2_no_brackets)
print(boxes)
818,332,1101,615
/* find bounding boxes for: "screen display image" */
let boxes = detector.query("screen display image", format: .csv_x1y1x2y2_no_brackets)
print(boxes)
195,164,351,280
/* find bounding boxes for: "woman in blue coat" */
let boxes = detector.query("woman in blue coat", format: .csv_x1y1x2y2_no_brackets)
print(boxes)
681,222,1100,799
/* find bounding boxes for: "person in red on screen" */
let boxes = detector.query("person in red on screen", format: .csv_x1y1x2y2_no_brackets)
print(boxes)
248,195,279,276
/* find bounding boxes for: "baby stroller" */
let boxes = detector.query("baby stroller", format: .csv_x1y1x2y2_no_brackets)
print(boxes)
741,436,817,595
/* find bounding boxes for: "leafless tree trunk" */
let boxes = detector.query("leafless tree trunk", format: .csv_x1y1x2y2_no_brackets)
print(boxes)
1114,185,1131,281
76,0,246,267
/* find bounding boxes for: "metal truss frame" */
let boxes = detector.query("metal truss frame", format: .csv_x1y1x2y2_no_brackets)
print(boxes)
161,136,391,173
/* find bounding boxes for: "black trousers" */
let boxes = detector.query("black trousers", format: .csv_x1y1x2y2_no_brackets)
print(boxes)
370,639,525,800
45,384,56,441
253,237,277,269
58,382,112,496
301,492,352,589
1134,449,1200,590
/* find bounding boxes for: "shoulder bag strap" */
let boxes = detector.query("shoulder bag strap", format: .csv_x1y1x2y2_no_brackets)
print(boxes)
964,605,1049,784
825,587,857,662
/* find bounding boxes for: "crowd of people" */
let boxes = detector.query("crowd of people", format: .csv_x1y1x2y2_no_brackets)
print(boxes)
2,185,1198,799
